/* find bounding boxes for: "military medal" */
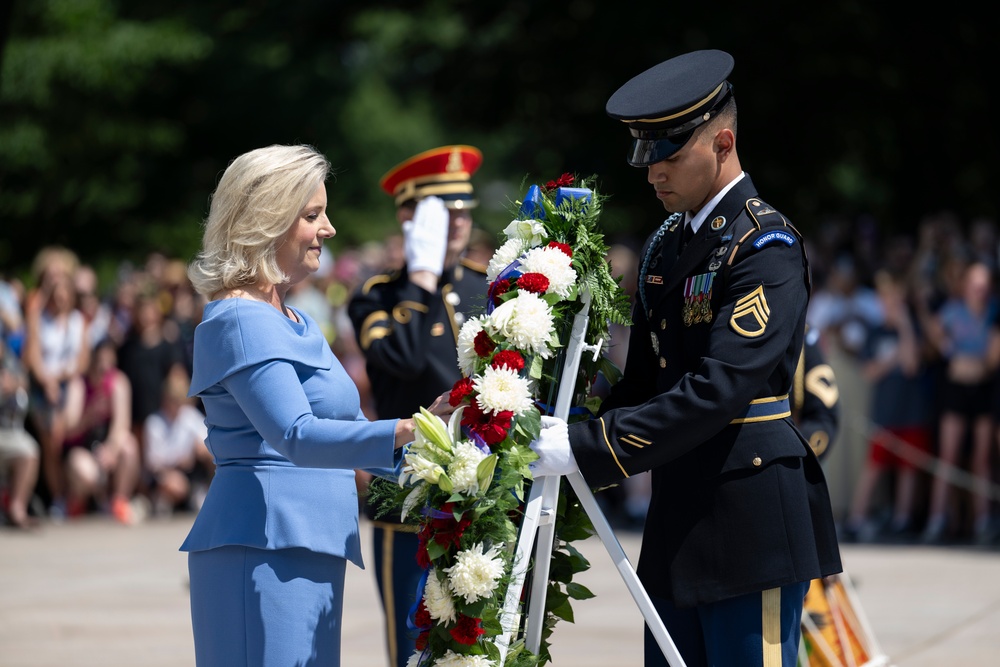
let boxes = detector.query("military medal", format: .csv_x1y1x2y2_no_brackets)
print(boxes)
683,272,715,326
682,277,695,326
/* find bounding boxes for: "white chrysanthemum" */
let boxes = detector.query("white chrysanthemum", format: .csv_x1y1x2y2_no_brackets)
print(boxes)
486,292,555,357
502,219,547,247
432,651,495,667
405,652,422,667
456,315,488,375
472,365,533,416
519,245,578,299
447,440,488,495
423,570,457,624
486,238,527,281
444,542,506,604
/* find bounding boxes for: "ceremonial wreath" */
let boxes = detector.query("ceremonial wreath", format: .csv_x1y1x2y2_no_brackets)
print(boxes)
380,174,632,667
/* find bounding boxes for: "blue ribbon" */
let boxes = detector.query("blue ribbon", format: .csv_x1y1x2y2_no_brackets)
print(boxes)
554,186,592,208
486,259,523,314
407,567,431,632
422,505,456,520
519,184,545,218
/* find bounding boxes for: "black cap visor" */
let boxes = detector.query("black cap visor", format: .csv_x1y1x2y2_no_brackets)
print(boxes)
626,131,696,167
623,82,733,167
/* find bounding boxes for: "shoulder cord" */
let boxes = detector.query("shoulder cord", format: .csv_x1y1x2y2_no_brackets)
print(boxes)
638,212,683,317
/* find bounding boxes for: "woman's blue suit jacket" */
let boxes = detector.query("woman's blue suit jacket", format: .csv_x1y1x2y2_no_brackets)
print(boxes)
180,298,400,569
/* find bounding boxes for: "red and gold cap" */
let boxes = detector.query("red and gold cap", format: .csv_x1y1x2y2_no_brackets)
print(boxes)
379,145,483,210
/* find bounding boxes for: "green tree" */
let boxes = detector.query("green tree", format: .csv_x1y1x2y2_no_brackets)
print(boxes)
0,0,210,272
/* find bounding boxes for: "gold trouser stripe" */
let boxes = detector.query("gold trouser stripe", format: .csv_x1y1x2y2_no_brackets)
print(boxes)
600,417,629,478
371,520,419,533
762,587,782,667
380,528,398,667
794,346,806,414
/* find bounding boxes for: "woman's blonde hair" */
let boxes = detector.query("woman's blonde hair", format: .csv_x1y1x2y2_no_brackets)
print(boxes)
187,144,331,297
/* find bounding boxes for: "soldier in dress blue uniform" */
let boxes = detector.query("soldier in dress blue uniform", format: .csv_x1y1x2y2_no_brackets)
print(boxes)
529,50,843,667
793,325,840,461
347,145,489,667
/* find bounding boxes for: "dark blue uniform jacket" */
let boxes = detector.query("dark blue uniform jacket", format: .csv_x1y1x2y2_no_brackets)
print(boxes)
568,175,843,607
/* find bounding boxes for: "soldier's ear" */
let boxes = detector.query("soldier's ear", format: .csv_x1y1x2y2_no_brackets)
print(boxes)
714,128,735,162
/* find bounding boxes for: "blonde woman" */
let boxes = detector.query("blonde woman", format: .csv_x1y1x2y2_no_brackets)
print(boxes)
181,144,451,666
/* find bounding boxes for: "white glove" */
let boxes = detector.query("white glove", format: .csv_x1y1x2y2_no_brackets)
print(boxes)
402,195,449,277
528,416,578,477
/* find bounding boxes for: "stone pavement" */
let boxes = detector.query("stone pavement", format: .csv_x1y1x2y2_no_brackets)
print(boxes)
2,514,1000,666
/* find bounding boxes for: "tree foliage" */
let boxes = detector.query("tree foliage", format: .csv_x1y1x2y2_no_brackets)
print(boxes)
1,2,995,279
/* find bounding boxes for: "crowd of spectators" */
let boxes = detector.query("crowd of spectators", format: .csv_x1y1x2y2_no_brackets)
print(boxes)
2,210,1000,547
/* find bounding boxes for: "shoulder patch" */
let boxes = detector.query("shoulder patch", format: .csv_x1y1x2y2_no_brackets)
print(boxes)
752,230,797,250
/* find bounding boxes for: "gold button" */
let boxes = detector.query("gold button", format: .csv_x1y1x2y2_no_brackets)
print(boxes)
752,456,762,467
659,357,666,368
660,319,666,330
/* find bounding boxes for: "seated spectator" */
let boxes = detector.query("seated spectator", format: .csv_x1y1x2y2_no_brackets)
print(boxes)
117,291,185,459
0,274,25,357
74,264,112,350
0,340,41,529
142,368,213,516
22,247,89,519
63,338,142,524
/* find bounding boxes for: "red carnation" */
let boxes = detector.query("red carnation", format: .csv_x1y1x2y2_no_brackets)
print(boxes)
415,630,430,651
449,377,475,406
547,241,573,258
450,614,486,645
414,600,432,629
490,278,511,306
491,349,525,373
416,530,432,569
473,330,497,357
430,502,473,548
515,272,550,294
544,173,575,190
461,399,513,447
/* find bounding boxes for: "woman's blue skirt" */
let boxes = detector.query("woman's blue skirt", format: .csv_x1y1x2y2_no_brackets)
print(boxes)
189,545,347,666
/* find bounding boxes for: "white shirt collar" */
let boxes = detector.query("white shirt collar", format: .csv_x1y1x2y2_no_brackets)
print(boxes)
687,172,746,234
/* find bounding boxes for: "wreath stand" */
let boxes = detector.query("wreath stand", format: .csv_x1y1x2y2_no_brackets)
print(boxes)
495,290,687,667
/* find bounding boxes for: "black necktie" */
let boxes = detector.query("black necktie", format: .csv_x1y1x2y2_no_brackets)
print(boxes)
680,223,695,251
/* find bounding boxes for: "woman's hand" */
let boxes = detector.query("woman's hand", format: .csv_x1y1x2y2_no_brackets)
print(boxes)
426,391,456,418
391,392,456,450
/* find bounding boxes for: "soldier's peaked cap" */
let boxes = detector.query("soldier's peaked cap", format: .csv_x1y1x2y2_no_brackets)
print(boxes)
606,49,734,167
379,145,483,210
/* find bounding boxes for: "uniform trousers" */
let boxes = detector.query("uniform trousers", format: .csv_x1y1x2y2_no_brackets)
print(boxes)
644,581,809,667
189,545,346,667
372,523,424,667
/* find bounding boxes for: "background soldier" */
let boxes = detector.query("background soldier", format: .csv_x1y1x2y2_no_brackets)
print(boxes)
348,145,488,667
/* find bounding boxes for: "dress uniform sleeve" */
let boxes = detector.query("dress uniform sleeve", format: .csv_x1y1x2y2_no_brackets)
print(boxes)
347,276,445,379
597,302,660,414
794,331,840,460
568,237,810,488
